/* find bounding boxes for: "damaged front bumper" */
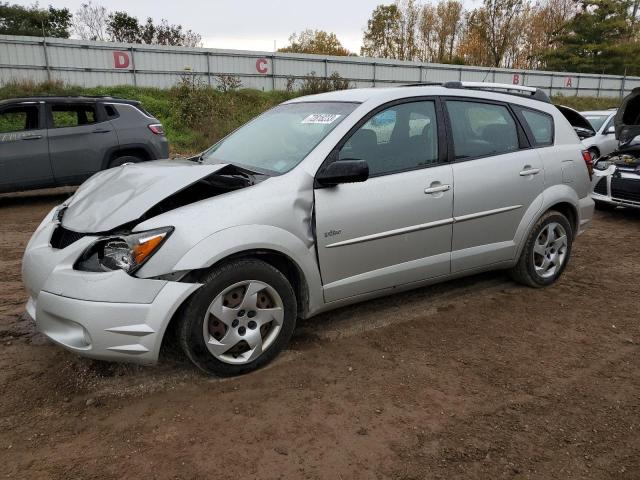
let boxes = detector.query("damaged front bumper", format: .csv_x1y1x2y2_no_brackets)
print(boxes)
592,166,640,209
22,217,200,364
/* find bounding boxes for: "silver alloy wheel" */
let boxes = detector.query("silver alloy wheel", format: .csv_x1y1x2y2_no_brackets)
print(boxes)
532,222,568,279
203,280,284,365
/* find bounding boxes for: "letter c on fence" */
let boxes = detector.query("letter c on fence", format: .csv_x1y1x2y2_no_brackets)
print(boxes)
256,58,268,74
113,51,130,69
512,74,520,85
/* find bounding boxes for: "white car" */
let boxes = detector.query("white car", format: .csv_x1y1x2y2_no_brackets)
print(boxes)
581,110,618,159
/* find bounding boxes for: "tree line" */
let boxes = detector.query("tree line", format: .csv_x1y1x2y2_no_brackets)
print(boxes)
0,1,201,47
280,0,640,76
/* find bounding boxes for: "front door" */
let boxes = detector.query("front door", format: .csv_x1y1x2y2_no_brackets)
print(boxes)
0,102,53,192
46,102,118,184
444,99,545,272
314,99,454,303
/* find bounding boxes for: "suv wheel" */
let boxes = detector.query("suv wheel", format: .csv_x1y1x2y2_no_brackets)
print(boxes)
109,155,143,168
178,259,297,376
509,211,573,288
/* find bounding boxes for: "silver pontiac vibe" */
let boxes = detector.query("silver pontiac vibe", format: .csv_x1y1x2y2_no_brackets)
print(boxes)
22,83,594,376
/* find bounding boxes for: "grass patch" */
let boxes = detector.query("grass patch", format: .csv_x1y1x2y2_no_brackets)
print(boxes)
551,94,620,111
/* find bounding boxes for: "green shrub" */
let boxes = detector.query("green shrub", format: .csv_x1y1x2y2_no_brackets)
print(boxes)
551,94,620,111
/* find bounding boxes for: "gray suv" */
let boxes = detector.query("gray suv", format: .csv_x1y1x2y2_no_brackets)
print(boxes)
22,82,594,376
0,96,169,193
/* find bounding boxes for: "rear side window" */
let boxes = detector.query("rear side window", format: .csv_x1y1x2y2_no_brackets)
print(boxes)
446,100,519,160
104,104,118,118
0,105,39,133
521,108,554,146
51,104,97,128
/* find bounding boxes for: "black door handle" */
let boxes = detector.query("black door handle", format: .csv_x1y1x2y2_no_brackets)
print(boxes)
21,134,43,140
92,129,112,133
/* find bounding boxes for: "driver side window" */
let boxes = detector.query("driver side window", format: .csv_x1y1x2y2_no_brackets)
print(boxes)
338,101,439,176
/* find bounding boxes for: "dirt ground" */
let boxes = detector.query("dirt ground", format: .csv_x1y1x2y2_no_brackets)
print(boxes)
1,188,639,480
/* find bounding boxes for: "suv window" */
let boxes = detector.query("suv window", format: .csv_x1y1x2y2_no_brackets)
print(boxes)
339,101,439,176
0,105,39,133
446,100,519,160
51,104,97,128
520,108,554,146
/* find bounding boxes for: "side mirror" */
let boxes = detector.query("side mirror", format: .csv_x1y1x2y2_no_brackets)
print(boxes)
574,127,595,140
316,159,369,187
605,126,615,135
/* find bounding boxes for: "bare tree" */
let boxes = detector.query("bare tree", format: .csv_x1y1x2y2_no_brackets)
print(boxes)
72,1,108,41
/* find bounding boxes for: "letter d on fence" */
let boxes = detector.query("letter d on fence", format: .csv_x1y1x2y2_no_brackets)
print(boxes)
113,51,130,69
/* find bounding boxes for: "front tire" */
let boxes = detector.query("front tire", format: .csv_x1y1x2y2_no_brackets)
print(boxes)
509,211,573,288
178,259,297,376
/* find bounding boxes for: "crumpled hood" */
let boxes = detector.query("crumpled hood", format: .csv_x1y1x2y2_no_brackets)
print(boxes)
62,159,229,232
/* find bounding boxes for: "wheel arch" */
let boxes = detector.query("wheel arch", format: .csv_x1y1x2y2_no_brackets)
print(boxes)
513,186,581,262
170,224,324,319
183,248,311,319
546,201,578,236
101,143,153,169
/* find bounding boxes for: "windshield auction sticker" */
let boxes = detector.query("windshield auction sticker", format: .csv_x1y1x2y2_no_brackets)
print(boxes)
302,114,342,124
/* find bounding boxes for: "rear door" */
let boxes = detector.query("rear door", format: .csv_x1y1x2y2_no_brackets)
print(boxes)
0,102,53,192
445,99,545,272
314,98,454,302
46,102,118,184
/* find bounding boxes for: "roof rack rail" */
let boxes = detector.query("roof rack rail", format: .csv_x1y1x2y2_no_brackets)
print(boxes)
397,82,443,87
443,81,551,103
26,94,125,100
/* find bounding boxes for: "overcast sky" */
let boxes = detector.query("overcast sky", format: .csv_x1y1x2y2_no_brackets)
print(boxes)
13,0,403,52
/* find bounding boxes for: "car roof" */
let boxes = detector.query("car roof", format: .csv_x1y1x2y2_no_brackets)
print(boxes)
285,84,558,114
581,110,617,115
0,96,141,106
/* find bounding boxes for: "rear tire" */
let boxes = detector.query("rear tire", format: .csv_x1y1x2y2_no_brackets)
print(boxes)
594,200,617,211
178,258,297,376
509,210,573,288
108,155,143,168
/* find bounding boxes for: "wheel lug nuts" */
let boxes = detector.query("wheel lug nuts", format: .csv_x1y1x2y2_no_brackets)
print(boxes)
232,319,239,328
248,320,257,330
238,326,246,336
247,311,256,318
238,310,246,317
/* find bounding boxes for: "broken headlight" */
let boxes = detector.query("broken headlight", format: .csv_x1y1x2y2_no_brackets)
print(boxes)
75,227,173,274
594,159,614,170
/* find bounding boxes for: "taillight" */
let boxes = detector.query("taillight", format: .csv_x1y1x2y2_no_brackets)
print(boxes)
148,123,165,135
582,150,593,180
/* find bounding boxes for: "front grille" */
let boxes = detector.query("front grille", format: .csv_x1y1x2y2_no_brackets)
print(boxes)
593,178,608,195
50,226,87,249
611,177,640,203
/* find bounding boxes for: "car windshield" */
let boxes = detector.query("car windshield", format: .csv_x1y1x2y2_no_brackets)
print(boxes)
584,115,609,131
200,102,358,174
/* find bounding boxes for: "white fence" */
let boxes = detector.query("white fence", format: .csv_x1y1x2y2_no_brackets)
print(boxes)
1,34,638,98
